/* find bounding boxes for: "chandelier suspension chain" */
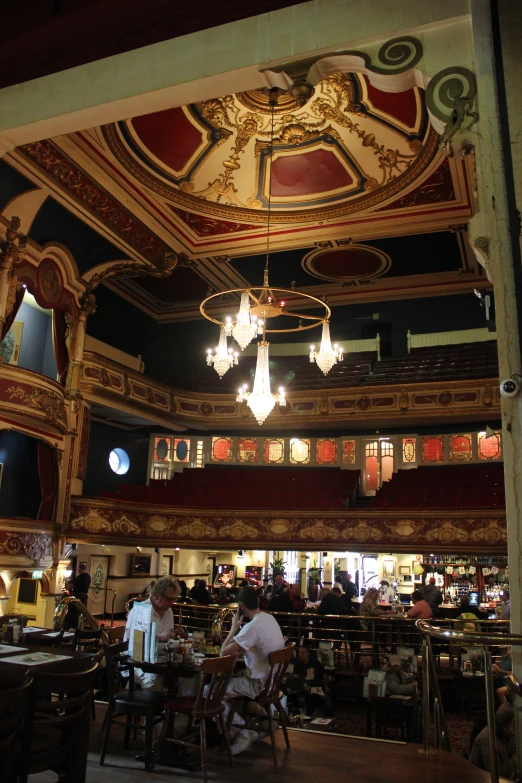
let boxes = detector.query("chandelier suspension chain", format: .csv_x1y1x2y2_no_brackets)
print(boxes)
264,91,277,278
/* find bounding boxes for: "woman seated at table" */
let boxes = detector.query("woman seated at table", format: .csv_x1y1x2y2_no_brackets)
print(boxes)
124,576,186,690
359,588,382,630
382,654,418,697
406,591,432,619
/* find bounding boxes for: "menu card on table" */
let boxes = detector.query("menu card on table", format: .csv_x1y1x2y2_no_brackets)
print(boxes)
4,651,70,666
127,602,157,662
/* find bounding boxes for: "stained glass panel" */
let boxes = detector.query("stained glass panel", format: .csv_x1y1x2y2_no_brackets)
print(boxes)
154,437,171,462
342,439,356,464
173,438,190,463
449,433,472,462
421,435,444,463
402,437,416,463
478,431,502,460
289,438,310,464
238,438,259,463
211,436,233,462
316,439,337,464
263,438,284,464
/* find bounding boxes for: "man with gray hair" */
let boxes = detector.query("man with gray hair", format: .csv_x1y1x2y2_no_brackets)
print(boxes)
125,576,186,690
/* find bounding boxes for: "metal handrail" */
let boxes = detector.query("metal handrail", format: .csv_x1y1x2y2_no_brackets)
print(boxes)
53,595,110,645
416,619,520,783
88,585,117,627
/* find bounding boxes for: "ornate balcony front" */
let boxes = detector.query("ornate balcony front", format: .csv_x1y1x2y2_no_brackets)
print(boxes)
80,352,500,430
0,364,68,436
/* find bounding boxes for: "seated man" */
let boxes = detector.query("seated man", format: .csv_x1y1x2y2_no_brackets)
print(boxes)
221,586,285,755
283,644,334,717
124,576,186,690
470,708,517,779
406,591,432,619
382,655,418,697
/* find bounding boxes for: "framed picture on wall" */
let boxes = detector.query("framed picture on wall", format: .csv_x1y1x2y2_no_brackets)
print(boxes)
383,559,395,577
402,575,412,583
0,463,3,491
0,320,23,366
399,566,411,576
162,555,173,576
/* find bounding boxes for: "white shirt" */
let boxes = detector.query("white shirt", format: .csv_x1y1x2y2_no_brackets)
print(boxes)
235,611,284,680
124,598,173,660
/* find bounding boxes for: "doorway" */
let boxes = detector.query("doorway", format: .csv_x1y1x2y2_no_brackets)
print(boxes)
363,438,396,495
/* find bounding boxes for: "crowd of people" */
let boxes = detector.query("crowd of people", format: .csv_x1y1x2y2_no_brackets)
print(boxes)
118,572,515,771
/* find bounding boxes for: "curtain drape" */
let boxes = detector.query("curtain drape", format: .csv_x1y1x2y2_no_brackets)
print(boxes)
37,440,58,522
1,285,25,340
52,309,69,386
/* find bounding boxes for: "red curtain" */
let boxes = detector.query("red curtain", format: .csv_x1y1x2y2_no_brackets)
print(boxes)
52,309,69,386
1,285,25,340
37,441,58,521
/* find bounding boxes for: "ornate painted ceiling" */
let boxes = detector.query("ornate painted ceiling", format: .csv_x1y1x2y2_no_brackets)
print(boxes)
9,70,482,322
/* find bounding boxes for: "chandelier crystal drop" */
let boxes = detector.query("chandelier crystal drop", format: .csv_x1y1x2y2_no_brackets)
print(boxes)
236,341,285,425
309,321,344,376
206,326,238,378
228,291,264,350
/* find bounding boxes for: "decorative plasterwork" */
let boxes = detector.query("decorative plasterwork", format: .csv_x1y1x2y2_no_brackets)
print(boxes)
0,365,69,433
69,499,506,553
80,351,500,432
0,530,53,564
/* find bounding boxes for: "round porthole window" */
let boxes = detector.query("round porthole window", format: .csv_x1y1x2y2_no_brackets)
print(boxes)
108,448,130,475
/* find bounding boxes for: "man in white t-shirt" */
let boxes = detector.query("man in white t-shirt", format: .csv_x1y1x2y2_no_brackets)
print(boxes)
221,587,284,754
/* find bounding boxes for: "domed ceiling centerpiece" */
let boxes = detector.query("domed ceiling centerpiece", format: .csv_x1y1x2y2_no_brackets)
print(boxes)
106,71,431,219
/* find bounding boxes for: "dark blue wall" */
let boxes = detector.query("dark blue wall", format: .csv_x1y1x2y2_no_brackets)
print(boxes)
83,421,150,497
0,431,41,518
16,302,57,380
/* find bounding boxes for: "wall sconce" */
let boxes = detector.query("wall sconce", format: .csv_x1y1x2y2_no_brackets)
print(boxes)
136,547,142,553
63,570,72,578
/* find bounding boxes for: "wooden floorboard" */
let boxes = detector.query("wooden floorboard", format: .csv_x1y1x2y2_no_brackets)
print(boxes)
29,706,489,783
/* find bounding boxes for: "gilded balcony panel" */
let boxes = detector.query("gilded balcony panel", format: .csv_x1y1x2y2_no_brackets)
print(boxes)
0,365,69,434
80,352,500,430
69,497,507,553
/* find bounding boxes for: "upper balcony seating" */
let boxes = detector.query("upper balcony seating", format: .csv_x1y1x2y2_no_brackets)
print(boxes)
179,352,377,393
360,341,498,386
100,466,360,510
370,464,505,509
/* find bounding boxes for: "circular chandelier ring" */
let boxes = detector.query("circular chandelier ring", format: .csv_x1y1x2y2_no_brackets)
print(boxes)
200,286,331,334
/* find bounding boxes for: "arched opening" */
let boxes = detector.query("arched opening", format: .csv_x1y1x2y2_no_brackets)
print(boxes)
3,570,49,625
0,430,58,521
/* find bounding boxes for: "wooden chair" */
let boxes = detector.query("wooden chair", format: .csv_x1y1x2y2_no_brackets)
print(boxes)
153,655,236,783
18,661,99,783
367,683,408,741
0,670,33,783
105,625,125,644
99,641,166,772
228,644,294,767
72,627,103,652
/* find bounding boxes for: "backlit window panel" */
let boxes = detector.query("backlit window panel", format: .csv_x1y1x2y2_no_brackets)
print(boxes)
421,435,444,464
316,438,337,464
263,438,285,464
238,438,259,463
211,436,233,462
449,434,472,462
478,431,502,460
289,438,310,464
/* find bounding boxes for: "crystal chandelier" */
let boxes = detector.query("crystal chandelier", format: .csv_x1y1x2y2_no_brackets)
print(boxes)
236,341,286,425
224,291,263,350
310,321,344,375
206,326,238,378
200,87,343,424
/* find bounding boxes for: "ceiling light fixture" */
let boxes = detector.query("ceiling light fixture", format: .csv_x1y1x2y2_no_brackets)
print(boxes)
310,321,344,375
206,325,239,378
199,88,343,424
